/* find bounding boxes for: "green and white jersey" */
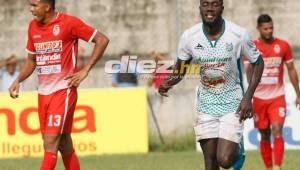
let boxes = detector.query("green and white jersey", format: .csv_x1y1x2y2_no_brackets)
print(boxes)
178,19,261,116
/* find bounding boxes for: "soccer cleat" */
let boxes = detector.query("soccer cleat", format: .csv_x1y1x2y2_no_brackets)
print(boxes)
233,136,246,170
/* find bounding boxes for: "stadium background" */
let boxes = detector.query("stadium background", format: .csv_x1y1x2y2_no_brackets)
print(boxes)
1,0,300,169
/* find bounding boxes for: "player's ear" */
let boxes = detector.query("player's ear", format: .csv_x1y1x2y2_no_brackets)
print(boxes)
45,3,51,12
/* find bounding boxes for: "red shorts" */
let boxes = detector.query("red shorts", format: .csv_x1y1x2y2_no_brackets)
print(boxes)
253,95,286,129
38,87,77,134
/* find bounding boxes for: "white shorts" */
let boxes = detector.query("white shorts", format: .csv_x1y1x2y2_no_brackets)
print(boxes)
194,112,243,143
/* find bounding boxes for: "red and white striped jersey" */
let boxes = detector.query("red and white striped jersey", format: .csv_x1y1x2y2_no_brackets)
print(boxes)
26,13,97,95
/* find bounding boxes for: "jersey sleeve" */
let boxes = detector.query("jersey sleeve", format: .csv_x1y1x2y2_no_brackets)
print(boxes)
241,31,262,64
70,16,97,42
26,23,36,54
283,42,293,63
177,31,192,61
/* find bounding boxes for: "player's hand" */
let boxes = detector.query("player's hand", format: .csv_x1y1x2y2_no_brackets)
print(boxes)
64,69,89,87
158,83,172,97
296,94,300,110
236,97,253,123
8,80,20,99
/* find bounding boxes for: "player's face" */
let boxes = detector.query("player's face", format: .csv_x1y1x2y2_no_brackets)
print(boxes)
30,0,49,22
258,22,274,41
199,0,224,26
6,63,16,75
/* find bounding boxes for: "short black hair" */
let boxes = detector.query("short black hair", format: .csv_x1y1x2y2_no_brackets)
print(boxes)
42,0,55,10
200,0,223,5
257,14,273,26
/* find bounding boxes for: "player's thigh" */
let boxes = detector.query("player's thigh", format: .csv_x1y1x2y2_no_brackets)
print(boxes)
194,112,219,142
46,88,77,134
268,95,286,126
219,112,243,144
253,97,270,129
217,138,239,164
38,94,50,134
200,138,219,159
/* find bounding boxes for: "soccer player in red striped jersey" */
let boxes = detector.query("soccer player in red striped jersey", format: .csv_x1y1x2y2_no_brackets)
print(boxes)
8,0,109,170
245,14,300,170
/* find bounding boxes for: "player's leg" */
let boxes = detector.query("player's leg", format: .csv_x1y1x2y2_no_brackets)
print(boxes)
217,112,242,169
38,94,60,170
271,123,284,170
217,138,239,169
59,134,80,170
58,87,79,170
232,135,245,170
199,139,220,170
269,96,286,170
253,97,273,169
194,113,220,170
40,134,61,170
259,128,272,170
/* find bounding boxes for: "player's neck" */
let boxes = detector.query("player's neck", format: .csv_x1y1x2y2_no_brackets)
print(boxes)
203,18,224,40
41,11,57,25
260,37,275,44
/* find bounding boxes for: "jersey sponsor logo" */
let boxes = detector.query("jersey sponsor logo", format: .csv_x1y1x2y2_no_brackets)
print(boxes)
274,44,281,54
264,57,282,67
34,40,63,54
37,64,61,75
260,77,279,85
201,68,226,89
53,24,60,36
36,54,61,66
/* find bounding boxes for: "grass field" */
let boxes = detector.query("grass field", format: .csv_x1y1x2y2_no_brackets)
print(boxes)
0,150,299,170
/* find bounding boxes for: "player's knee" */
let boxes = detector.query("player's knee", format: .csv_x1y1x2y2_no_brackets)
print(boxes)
43,135,60,150
271,126,283,137
217,154,234,169
260,129,271,141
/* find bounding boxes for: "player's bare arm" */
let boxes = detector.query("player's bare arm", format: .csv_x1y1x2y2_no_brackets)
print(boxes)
158,59,192,97
9,54,36,98
65,32,109,87
286,61,300,108
237,58,264,122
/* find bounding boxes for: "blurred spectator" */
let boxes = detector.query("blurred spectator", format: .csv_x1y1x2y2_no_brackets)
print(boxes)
112,51,138,87
0,55,22,92
147,51,170,89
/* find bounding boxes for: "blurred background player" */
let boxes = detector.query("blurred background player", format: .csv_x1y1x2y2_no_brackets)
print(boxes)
147,51,169,89
8,0,109,170
158,0,264,169
112,50,138,88
0,54,22,92
245,14,300,170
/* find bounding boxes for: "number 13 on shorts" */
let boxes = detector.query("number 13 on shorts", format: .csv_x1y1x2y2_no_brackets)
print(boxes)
48,114,62,127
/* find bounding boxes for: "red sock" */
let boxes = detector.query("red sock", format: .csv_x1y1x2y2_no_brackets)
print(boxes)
62,151,80,170
40,152,57,170
274,137,284,167
260,140,273,169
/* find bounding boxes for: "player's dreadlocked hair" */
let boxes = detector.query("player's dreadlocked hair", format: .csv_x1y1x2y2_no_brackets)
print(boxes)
257,14,273,26
42,0,55,10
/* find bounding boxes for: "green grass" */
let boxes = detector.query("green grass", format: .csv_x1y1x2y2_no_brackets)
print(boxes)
149,132,196,152
0,151,299,170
